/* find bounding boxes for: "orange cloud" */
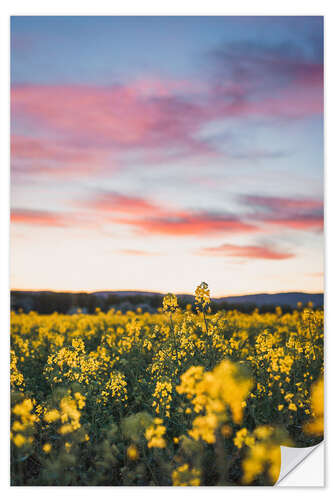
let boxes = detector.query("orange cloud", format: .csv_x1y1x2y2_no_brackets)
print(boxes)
81,191,258,236
115,213,257,236
11,209,70,227
10,209,96,229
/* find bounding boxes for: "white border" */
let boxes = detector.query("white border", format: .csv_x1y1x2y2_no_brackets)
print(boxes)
1,1,332,497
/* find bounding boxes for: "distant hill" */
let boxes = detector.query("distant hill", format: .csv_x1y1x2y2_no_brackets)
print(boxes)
11,289,323,314
92,290,323,307
215,292,323,308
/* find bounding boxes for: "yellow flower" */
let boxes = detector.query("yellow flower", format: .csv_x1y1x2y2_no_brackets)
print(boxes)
221,425,232,438
254,426,273,440
234,428,248,448
304,377,324,435
127,444,139,460
145,420,166,448
194,282,210,310
163,293,178,313
44,409,60,423
43,443,52,453
13,433,26,447
172,464,201,486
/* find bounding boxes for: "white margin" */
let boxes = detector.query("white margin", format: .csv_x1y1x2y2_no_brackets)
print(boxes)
1,1,332,497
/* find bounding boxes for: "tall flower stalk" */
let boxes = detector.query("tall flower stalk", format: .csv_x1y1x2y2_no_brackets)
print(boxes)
163,293,179,366
195,282,214,365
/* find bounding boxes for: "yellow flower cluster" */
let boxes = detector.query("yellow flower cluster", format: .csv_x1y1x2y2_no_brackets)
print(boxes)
194,282,210,310
172,464,201,486
152,380,173,417
43,392,85,435
177,360,253,443
240,426,289,485
44,340,99,386
304,376,324,435
11,398,37,448
234,428,255,448
10,350,25,391
163,293,178,313
145,418,166,448
97,371,128,406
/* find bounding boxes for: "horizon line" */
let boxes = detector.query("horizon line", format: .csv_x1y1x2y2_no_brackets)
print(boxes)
10,288,324,299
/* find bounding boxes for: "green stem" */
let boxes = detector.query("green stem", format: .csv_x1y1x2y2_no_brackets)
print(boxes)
203,310,214,367
169,314,179,368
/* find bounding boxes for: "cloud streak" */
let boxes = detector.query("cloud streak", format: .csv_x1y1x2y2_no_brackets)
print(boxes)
12,190,259,238
119,213,257,237
11,40,323,181
11,135,111,179
83,191,162,216
200,243,294,260
81,191,258,236
241,195,323,231
115,249,160,256
11,209,71,227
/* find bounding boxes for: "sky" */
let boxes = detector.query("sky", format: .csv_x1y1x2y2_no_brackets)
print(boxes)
10,16,324,297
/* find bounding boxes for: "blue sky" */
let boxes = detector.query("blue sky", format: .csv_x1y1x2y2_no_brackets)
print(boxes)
10,16,323,295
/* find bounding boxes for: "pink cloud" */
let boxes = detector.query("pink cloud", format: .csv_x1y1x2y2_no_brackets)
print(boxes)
12,81,322,148
200,243,294,260
11,71,322,180
11,135,113,178
243,195,323,211
10,208,98,229
11,57,323,187
83,192,162,216
266,216,323,231
81,191,258,236
241,195,323,231
12,190,258,238
114,213,257,237
11,83,210,153
213,83,322,119
11,209,71,227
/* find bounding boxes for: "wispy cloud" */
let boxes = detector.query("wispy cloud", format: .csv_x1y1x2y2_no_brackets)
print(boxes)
10,208,97,229
207,38,323,119
82,191,162,216
11,44,323,182
80,191,258,236
11,134,110,179
11,209,71,227
119,213,257,237
241,195,323,231
11,83,213,158
199,243,294,260
115,249,160,256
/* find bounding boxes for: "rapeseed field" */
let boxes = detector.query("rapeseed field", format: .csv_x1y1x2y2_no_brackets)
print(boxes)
10,283,324,486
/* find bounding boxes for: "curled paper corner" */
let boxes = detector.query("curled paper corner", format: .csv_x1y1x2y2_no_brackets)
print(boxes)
276,441,324,486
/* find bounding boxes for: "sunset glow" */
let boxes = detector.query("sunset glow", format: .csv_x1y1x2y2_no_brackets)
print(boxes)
11,16,323,296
